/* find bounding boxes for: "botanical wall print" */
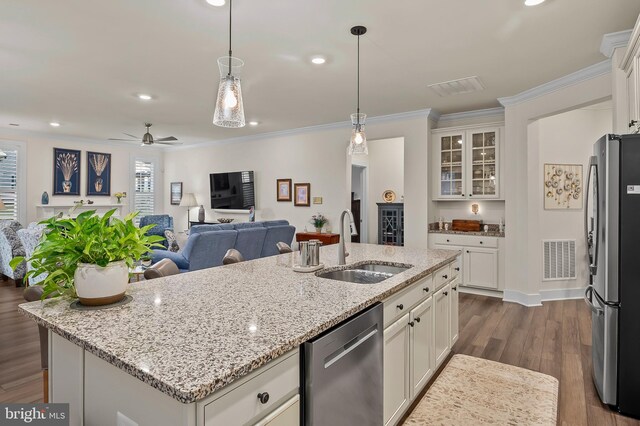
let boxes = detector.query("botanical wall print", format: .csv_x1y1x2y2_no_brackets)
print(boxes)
294,183,311,207
53,148,81,195
277,178,292,202
544,163,583,210
170,182,183,205
87,151,111,196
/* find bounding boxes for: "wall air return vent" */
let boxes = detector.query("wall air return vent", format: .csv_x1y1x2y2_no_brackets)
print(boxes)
428,76,485,97
542,239,576,281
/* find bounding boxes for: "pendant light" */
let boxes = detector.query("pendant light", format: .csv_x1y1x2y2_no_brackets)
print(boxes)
349,25,368,155
213,0,245,128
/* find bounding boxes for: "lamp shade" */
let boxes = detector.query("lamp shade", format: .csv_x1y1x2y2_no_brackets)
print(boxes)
179,193,198,208
213,57,245,128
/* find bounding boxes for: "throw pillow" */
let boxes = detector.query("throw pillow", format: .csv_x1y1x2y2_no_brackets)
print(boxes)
164,230,180,253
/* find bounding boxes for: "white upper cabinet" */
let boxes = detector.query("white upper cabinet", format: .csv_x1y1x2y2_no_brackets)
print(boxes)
432,125,503,200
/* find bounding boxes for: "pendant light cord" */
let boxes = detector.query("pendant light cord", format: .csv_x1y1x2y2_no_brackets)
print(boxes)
228,0,233,76
356,33,360,125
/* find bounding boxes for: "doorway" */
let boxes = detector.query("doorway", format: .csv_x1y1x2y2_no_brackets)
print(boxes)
351,164,368,243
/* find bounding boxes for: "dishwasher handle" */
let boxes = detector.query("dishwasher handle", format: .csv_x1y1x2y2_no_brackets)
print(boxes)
324,325,378,369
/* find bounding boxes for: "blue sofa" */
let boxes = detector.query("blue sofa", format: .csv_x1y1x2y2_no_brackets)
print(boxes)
151,220,295,272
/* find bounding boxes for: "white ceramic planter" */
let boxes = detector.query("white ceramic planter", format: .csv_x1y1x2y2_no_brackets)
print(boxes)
74,260,129,306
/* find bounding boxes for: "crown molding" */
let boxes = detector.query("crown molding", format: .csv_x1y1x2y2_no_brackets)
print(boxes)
436,107,504,124
169,108,436,151
600,29,632,58
498,59,611,107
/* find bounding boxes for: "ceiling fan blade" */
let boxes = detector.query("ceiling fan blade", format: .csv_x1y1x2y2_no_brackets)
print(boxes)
123,133,141,139
108,138,138,141
155,141,183,145
155,136,178,142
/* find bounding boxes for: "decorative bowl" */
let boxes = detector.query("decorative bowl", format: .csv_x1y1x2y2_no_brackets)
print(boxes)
217,218,234,223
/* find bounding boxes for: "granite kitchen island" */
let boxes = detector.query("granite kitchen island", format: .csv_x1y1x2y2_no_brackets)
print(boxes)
20,243,460,426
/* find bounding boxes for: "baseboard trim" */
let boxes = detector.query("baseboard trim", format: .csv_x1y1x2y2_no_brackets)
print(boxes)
458,286,503,299
502,290,543,307
540,287,585,302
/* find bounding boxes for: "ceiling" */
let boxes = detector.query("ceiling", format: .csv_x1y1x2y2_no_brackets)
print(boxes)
1,0,638,145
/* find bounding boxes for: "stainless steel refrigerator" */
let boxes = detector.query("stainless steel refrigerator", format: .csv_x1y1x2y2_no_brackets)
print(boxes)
585,133,640,418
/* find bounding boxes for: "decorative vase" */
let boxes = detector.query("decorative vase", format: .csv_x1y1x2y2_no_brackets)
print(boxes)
198,205,205,222
116,196,122,203
74,260,128,306
41,191,49,205
315,227,322,234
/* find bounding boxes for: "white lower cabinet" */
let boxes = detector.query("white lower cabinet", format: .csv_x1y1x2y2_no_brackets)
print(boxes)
434,284,451,367
463,247,498,289
254,395,299,426
409,296,434,399
383,312,411,426
450,278,459,346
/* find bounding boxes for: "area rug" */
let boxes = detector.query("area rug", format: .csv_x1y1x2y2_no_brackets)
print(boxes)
403,354,559,425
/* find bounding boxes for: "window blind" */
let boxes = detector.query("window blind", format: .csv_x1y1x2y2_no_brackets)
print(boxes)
241,171,255,208
134,160,154,223
0,149,19,221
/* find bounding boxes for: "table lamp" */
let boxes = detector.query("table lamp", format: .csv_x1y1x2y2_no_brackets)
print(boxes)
179,193,198,229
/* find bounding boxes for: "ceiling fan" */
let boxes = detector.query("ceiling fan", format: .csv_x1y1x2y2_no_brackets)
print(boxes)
108,123,182,146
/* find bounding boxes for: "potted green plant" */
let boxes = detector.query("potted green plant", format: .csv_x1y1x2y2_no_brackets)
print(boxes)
310,213,328,233
11,209,163,306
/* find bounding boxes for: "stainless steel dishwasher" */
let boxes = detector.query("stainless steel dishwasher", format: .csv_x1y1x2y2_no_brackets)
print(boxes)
303,303,383,425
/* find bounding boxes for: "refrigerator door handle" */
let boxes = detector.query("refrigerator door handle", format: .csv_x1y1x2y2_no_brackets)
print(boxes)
584,285,604,316
584,156,599,276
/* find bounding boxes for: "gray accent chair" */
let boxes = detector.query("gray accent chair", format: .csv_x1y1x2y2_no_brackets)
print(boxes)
143,258,180,280
140,215,174,248
0,220,26,285
16,223,47,285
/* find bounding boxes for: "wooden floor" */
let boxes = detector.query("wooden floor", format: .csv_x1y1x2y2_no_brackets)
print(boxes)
0,280,43,403
453,292,640,426
1,282,639,425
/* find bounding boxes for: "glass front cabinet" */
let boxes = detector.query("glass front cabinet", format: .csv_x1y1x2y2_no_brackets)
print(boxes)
432,126,502,200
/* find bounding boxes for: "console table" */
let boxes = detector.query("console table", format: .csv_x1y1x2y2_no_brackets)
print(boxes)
296,232,340,246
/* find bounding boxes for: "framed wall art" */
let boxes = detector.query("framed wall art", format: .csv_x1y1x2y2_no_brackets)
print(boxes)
277,179,292,202
170,182,183,205
53,148,81,196
294,183,311,207
544,163,583,210
86,151,111,196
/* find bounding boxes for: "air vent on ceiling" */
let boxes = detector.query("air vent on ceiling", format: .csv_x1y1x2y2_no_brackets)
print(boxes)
428,76,485,97
542,239,576,281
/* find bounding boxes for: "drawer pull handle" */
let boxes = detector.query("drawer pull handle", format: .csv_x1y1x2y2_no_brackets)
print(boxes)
466,250,470,253
454,267,460,271
397,304,404,310
257,392,270,404
446,239,450,242
480,241,483,244
453,286,458,291
423,287,430,293
444,291,449,296
408,321,415,327
415,317,421,323
442,274,448,279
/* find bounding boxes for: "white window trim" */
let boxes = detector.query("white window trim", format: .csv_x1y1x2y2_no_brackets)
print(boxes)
0,139,27,225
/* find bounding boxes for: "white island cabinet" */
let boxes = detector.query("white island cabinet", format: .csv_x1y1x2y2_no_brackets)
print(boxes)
382,257,460,426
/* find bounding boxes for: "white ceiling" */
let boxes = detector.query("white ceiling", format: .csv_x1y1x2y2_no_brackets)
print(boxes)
1,0,637,145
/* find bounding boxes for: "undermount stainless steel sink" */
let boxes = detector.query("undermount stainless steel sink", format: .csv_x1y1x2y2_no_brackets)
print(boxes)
316,262,412,284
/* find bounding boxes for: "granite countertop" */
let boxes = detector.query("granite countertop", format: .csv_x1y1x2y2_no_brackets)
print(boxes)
428,229,505,238
19,243,459,404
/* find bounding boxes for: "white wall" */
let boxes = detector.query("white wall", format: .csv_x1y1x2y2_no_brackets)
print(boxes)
529,105,612,292
351,166,364,200
0,130,164,224
366,137,404,243
164,114,432,248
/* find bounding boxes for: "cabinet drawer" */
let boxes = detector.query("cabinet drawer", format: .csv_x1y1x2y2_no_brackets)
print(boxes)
433,264,451,289
203,352,299,426
430,233,498,248
450,256,461,280
384,276,432,328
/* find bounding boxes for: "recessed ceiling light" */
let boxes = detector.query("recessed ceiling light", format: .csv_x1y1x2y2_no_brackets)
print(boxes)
524,0,545,6
138,94,153,101
311,56,326,65
49,122,61,127
249,121,259,126
206,0,225,6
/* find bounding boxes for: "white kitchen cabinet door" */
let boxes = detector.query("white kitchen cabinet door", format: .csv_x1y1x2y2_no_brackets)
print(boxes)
409,296,434,399
627,60,639,128
384,313,411,426
450,278,460,346
434,131,466,199
463,247,498,289
434,285,451,367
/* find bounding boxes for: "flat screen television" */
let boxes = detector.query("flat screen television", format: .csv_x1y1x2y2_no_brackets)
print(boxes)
210,171,255,209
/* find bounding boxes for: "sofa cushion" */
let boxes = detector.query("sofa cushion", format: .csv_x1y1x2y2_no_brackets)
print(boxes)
181,230,238,271
263,220,290,227
261,225,296,257
216,223,236,230
0,225,26,279
233,222,265,230
190,224,223,235
235,228,268,260
151,250,190,271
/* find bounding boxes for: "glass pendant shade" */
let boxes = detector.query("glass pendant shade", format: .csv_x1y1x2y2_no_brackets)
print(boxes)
348,113,368,155
213,56,245,128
